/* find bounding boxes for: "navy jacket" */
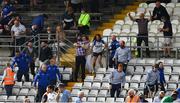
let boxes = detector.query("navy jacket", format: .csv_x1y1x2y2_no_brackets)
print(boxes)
34,70,50,88
109,40,120,57
47,65,61,81
32,15,45,30
158,68,166,84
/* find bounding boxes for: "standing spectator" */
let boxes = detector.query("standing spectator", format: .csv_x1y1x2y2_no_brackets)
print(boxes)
47,58,61,86
1,63,15,96
129,13,151,58
78,8,90,35
161,91,178,103
89,0,99,13
71,0,82,13
113,40,131,72
75,91,84,103
11,50,31,82
153,91,165,103
56,25,66,46
82,35,90,55
24,41,37,77
158,62,166,92
39,42,52,65
30,0,37,8
152,0,170,21
32,14,48,32
56,83,72,102
109,35,120,68
125,89,140,103
158,16,173,58
91,34,106,74
1,0,15,25
41,85,57,103
11,19,26,55
62,6,76,30
109,63,125,97
74,36,86,81
144,64,160,97
34,64,50,102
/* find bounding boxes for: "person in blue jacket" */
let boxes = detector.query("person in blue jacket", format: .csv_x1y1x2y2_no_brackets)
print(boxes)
47,58,61,86
11,50,31,82
32,14,48,32
34,64,50,102
109,35,120,68
158,62,166,92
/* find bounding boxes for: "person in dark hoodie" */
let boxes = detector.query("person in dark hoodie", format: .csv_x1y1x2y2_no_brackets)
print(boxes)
47,58,61,86
11,50,31,82
34,64,50,102
158,62,166,92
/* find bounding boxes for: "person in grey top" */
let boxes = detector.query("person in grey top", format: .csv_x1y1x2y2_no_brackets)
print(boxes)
129,12,152,58
144,64,160,97
153,91,165,103
113,40,131,72
109,63,126,97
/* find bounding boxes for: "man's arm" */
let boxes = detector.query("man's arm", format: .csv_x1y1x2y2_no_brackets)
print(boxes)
56,67,61,81
128,13,135,21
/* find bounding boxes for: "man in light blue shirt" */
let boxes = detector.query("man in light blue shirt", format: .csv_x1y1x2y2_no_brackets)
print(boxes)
75,91,84,103
113,40,131,72
56,83,71,102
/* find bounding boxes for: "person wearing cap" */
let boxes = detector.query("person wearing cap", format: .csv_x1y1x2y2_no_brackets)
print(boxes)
113,40,131,72
144,64,160,97
153,91,165,103
125,89,140,103
75,91,84,103
139,93,148,103
161,91,178,103
109,63,125,97
56,83,72,102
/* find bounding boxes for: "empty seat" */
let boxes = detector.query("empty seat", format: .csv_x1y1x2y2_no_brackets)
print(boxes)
103,29,112,36
84,76,94,82
94,74,104,82
141,75,147,82
128,59,137,66
129,83,139,89
134,66,144,74
91,82,101,89
120,90,127,97
14,82,23,88
101,82,110,90
97,97,106,102
115,20,124,25
81,89,89,96
173,60,180,66
12,88,20,95
124,83,129,90
167,83,177,90
139,83,145,89
28,96,35,102
63,68,72,74
0,95,7,100
145,58,156,65
139,3,148,8
7,96,16,101
126,66,134,75
144,66,152,73
28,89,36,96
106,68,114,74
62,74,71,80
169,75,179,83
164,66,172,74
102,74,110,82
116,98,124,102
125,75,132,82
96,68,106,74
73,83,83,89
23,82,32,88
131,75,141,82
172,67,180,74
82,82,92,89
136,59,145,66
17,96,25,101
71,89,80,96
106,97,115,102
89,90,98,97
98,90,108,97
165,75,170,82
87,97,96,102
19,88,29,95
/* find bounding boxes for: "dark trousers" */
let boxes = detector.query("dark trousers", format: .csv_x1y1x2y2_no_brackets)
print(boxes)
17,70,29,82
109,56,115,68
71,3,82,13
89,0,99,12
49,79,57,86
137,34,150,57
144,84,158,96
110,83,121,97
117,62,127,73
12,37,25,56
75,56,86,81
4,85,13,96
36,86,46,102
78,25,90,35
160,83,165,92
30,61,35,77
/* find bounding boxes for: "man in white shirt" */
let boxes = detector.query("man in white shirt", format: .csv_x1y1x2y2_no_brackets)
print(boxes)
11,19,26,55
41,85,57,103
153,91,165,103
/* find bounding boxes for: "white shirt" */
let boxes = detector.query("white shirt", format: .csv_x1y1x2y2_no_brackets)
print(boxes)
153,96,161,103
11,23,26,37
47,92,57,103
92,40,105,53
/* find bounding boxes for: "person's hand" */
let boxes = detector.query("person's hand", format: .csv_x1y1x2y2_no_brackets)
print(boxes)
128,13,131,17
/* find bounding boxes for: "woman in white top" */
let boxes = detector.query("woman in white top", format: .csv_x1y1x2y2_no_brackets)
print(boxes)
91,34,106,74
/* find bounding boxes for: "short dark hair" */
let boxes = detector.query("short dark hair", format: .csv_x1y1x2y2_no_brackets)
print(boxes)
154,64,159,68
43,14,48,19
156,0,161,2
47,85,54,91
58,83,65,88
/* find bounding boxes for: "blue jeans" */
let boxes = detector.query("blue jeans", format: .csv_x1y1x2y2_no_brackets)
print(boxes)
5,85,13,96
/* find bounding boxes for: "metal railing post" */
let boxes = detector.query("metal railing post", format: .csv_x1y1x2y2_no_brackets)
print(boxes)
57,32,60,65
157,36,160,59
15,36,16,53
38,34,41,59
106,36,109,69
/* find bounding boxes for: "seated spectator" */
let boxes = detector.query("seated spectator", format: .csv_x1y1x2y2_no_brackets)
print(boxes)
32,14,48,32
78,8,90,35
46,26,54,43
75,91,84,103
0,0,15,25
39,42,52,65
62,6,76,30
152,0,170,21
56,83,72,102
109,63,125,97
144,64,160,97
158,16,173,58
24,96,30,103
47,58,61,86
71,0,82,13
158,62,166,92
161,91,178,103
153,91,165,103
41,85,56,103
34,64,50,102
125,89,140,103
